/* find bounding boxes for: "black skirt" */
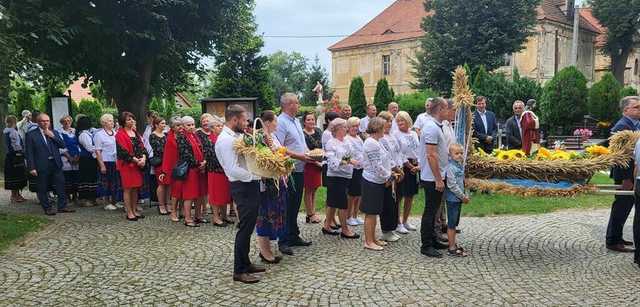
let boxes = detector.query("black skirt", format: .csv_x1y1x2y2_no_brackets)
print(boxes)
401,166,419,197
360,177,385,215
326,176,349,209
63,170,79,195
348,168,363,197
77,156,97,200
321,164,328,187
4,152,27,191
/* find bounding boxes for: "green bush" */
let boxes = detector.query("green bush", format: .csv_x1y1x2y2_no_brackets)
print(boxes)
9,77,35,116
78,99,104,128
539,66,588,134
395,89,439,120
588,72,621,122
348,76,367,118
373,78,393,113
620,86,639,97
472,68,542,121
511,70,543,106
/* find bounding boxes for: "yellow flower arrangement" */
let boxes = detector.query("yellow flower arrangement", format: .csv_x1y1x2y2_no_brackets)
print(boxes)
585,145,610,156
497,150,511,161
507,150,526,160
550,150,571,160
475,148,488,157
537,147,552,159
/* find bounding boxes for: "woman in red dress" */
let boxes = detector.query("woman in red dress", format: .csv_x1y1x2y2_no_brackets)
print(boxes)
302,111,323,223
115,112,147,221
159,117,183,222
208,116,233,226
175,116,206,227
194,113,214,224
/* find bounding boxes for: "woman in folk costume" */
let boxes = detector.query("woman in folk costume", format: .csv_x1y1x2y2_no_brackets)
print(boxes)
521,99,540,155
115,112,147,221
194,113,215,224
160,116,184,222
207,115,233,226
175,116,206,227
149,116,169,215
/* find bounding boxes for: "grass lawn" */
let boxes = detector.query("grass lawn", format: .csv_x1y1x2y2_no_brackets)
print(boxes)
310,173,615,217
0,213,49,252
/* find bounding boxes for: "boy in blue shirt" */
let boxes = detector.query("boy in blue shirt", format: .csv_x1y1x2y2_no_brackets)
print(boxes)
445,143,470,257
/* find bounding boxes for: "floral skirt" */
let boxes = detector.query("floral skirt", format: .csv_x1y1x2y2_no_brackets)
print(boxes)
97,161,123,201
256,179,287,240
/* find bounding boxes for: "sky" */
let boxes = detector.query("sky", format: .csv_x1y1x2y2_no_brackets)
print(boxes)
254,0,396,76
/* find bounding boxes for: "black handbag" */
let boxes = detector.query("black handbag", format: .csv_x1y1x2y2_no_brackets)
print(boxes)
149,155,162,167
172,161,188,180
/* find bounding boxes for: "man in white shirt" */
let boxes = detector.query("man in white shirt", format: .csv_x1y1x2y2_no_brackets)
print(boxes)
413,98,433,134
359,104,377,133
215,105,265,284
388,102,400,134
16,110,32,141
417,97,450,258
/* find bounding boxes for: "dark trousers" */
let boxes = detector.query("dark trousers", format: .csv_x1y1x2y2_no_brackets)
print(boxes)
420,181,443,249
606,179,635,245
230,180,260,274
36,160,67,211
280,172,304,246
380,185,399,232
148,169,158,202
633,180,640,263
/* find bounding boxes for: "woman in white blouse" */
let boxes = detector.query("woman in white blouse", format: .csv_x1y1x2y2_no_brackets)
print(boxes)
378,111,404,242
94,113,122,211
3,115,27,202
345,117,364,226
76,115,98,207
361,117,393,251
322,118,359,239
393,111,420,234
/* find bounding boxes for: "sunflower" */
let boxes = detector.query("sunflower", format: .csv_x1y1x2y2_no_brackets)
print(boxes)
475,147,488,157
507,150,526,160
497,151,511,160
585,145,610,156
551,150,571,160
533,154,547,161
537,147,552,158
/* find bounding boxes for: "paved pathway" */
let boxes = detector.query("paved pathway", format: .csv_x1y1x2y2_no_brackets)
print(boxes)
1,192,639,306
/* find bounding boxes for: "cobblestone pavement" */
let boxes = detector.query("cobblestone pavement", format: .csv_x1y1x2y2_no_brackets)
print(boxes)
1,192,639,306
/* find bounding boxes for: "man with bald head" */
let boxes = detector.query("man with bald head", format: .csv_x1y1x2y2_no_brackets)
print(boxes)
25,113,74,215
504,100,525,149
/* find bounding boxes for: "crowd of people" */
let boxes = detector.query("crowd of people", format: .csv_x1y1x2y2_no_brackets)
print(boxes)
6,93,640,283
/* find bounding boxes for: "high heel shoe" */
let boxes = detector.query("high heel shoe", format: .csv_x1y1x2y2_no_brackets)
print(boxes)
259,253,282,264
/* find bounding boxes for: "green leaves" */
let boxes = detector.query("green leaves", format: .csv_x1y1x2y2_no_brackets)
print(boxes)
348,77,366,118
587,72,622,122
539,66,588,134
373,79,393,114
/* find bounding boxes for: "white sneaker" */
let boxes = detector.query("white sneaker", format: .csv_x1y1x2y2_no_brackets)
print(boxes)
356,217,365,225
104,204,118,211
115,202,124,209
347,218,359,226
395,224,409,234
381,231,400,242
404,222,417,231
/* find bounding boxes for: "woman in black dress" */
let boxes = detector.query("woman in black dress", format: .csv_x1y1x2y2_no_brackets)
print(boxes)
3,115,27,202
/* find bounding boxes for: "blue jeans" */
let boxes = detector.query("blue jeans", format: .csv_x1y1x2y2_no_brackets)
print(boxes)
446,201,462,229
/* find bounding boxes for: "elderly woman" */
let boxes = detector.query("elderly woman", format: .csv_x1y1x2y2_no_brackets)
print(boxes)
302,111,323,224
345,117,364,226
194,113,215,224
174,116,206,227
115,112,147,221
76,115,98,207
160,116,183,222
321,111,341,229
57,115,80,205
95,113,123,211
149,116,169,215
3,115,27,202
393,111,420,234
361,117,393,251
378,111,404,242
256,110,287,263
207,115,232,226
322,118,359,239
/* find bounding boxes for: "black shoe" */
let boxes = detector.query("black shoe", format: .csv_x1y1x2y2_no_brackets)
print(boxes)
44,209,56,216
212,221,227,227
433,242,449,250
135,214,145,219
248,264,266,273
322,228,340,236
259,253,282,264
456,229,461,234
421,247,443,258
126,216,138,221
330,224,341,230
340,232,360,239
622,239,634,246
279,245,294,256
233,273,260,284
290,238,312,247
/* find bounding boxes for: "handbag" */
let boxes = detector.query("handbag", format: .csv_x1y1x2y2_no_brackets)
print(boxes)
172,161,189,180
149,155,162,167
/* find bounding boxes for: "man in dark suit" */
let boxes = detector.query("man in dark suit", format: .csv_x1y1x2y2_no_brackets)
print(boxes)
504,100,524,149
472,96,497,153
25,113,74,215
606,96,640,253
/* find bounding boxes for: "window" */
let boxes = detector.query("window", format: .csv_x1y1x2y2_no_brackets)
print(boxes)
635,59,639,76
382,55,390,76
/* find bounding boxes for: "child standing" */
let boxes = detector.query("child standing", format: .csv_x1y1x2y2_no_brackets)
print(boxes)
445,143,469,257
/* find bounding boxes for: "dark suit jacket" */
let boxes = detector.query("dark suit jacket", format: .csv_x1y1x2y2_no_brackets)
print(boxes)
472,110,497,150
504,115,522,149
610,116,638,182
25,128,66,174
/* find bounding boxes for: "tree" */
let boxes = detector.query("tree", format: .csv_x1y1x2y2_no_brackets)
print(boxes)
592,0,640,84
209,1,274,112
267,51,309,102
6,0,244,129
9,77,35,116
539,66,588,134
412,0,539,93
78,99,104,128
620,86,639,97
302,55,331,106
511,69,543,106
348,77,367,118
588,72,622,122
373,79,393,113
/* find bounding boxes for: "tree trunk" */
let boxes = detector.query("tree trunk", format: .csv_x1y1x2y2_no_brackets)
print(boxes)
0,72,9,168
611,48,631,85
113,60,154,132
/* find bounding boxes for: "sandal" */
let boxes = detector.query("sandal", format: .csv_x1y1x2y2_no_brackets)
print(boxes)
305,214,321,224
447,246,468,257
364,243,384,251
184,222,200,227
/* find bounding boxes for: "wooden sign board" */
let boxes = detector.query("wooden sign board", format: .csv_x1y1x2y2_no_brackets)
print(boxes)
200,97,258,120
